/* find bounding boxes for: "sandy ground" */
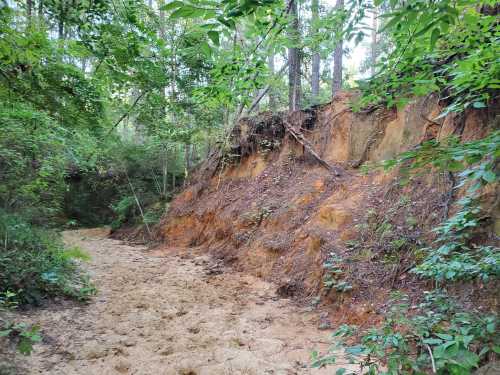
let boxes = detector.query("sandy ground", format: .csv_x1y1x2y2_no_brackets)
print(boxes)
12,229,354,375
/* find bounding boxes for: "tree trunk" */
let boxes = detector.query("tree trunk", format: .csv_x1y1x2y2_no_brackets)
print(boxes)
184,143,191,183
311,0,320,103
371,6,378,77
331,0,344,97
27,0,33,22
58,0,64,39
287,0,301,111
268,54,276,111
162,147,168,198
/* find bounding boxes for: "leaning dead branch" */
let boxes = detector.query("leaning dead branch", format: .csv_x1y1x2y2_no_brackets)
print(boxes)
283,119,343,176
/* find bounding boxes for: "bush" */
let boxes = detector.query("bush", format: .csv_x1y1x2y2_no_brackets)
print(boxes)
0,211,96,305
312,291,499,374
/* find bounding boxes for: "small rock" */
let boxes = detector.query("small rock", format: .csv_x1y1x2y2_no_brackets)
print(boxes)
318,320,332,330
158,346,174,356
121,338,136,347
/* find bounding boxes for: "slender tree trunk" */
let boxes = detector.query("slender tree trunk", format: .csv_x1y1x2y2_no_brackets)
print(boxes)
311,0,320,103
27,0,33,22
184,143,191,183
268,54,276,111
190,143,196,166
287,0,301,111
370,6,378,77
158,0,166,39
58,0,64,39
331,0,344,97
162,147,168,198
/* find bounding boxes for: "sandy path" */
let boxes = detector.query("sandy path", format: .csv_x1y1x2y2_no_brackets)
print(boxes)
16,229,350,375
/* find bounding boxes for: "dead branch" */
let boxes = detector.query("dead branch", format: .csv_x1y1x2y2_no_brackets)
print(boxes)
283,120,343,176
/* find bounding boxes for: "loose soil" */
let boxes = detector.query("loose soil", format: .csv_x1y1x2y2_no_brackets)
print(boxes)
14,229,354,375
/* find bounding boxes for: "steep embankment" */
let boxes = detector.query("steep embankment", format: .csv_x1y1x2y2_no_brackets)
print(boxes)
160,92,498,323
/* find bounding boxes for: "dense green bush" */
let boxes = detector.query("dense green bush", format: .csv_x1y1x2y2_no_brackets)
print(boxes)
0,211,95,305
312,291,499,374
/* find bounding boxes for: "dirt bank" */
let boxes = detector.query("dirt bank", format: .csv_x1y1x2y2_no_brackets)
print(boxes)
160,93,498,321
12,229,353,375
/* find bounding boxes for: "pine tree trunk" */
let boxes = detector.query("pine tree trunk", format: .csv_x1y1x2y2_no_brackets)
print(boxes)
311,0,320,103
38,0,43,24
268,54,276,111
371,6,378,77
58,0,64,39
27,0,33,22
287,0,301,111
331,0,344,97
184,143,191,181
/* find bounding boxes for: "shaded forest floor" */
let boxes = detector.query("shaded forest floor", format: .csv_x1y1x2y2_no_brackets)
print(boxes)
9,229,355,375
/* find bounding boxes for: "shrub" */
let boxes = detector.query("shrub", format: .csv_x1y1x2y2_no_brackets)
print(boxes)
0,211,96,305
312,291,499,374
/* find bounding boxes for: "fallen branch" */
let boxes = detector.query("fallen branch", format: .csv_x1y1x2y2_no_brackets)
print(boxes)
283,120,343,176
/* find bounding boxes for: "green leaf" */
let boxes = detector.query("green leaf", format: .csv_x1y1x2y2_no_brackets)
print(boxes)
472,102,486,109
422,338,443,345
345,345,366,355
336,369,347,375
456,350,479,369
0,329,12,337
447,160,464,172
170,6,206,19
200,41,212,57
161,1,184,12
207,31,219,46
486,321,496,333
380,12,404,32
482,170,496,183
435,333,453,341
430,28,440,50
17,338,35,355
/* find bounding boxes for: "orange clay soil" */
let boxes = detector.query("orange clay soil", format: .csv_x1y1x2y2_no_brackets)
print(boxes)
159,92,498,324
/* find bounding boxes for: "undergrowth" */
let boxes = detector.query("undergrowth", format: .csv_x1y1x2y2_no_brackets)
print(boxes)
313,2,500,368
0,211,96,360
0,211,96,305
313,131,499,373
0,291,42,356
312,291,499,374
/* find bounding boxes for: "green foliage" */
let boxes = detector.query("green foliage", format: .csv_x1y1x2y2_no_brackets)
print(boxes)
0,100,67,222
323,252,353,293
313,291,499,374
355,0,499,114
414,198,500,283
111,196,136,230
376,131,500,284
0,291,43,356
0,211,96,305
0,322,42,356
